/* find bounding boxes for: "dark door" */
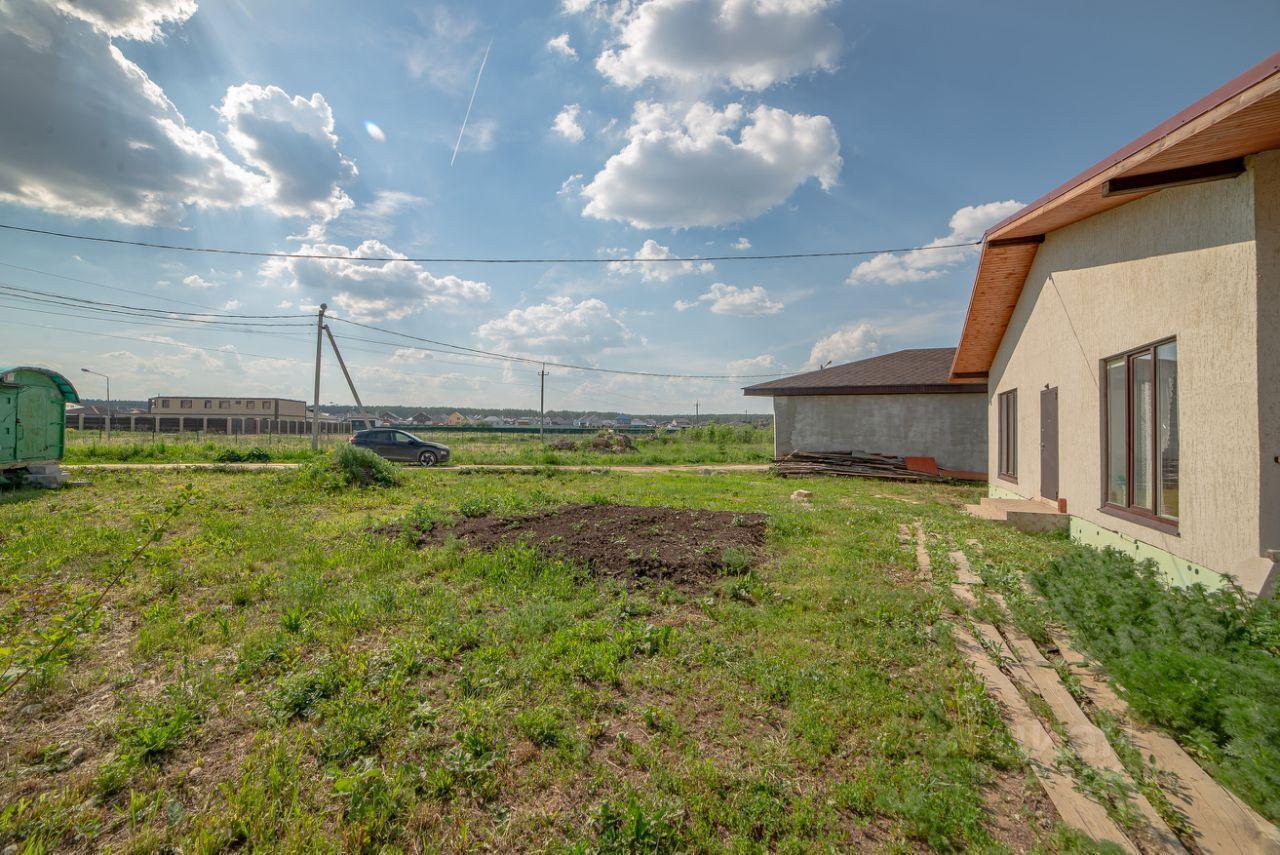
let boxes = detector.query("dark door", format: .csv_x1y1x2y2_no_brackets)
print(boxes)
1040,387,1059,501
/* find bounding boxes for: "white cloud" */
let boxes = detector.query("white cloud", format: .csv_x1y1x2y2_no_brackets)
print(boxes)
390,347,432,363
582,101,840,228
460,118,498,152
806,322,880,368
0,2,261,225
328,190,424,240
51,0,197,40
846,200,1024,286
731,237,751,250
182,274,216,290
552,104,585,143
261,240,490,322
217,83,357,221
403,6,481,91
546,32,577,58
0,4,358,227
674,282,782,316
222,298,241,311
557,173,585,197
607,239,713,282
597,0,842,91
476,296,634,359
727,353,776,375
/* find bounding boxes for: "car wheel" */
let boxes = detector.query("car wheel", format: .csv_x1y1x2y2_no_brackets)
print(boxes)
418,450,438,467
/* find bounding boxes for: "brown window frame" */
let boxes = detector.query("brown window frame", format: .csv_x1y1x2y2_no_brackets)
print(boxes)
997,389,1017,482
1100,337,1179,535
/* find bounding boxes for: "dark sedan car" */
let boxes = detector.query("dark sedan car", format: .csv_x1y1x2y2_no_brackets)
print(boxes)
350,429,450,466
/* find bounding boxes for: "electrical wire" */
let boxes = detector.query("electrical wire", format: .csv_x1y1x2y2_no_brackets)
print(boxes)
0,280,308,321
0,222,980,265
0,260,225,312
326,315,793,379
0,317,308,364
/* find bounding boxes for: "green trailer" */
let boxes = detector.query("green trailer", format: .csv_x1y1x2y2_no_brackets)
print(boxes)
0,366,79,475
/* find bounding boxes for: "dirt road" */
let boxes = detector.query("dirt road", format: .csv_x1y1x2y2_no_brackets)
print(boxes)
64,462,772,474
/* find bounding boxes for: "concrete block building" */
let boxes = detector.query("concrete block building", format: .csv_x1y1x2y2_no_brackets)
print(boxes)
744,347,987,474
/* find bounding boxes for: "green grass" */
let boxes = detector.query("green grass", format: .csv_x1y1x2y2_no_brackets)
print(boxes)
1028,549,1280,822
0,469,1105,851
62,424,775,466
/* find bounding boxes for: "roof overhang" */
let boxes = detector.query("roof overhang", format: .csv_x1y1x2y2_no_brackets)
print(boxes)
951,51,1280,380
744,382,985,397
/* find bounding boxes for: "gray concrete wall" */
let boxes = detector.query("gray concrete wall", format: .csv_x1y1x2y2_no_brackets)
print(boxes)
773,393,987,472
989,156,1272,592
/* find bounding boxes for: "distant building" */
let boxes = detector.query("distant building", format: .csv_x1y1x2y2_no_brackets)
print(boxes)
446,412,465,426
149,395,305,418
744,348,985,474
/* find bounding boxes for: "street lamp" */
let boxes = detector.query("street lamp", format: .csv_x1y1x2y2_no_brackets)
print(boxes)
80,368,110,441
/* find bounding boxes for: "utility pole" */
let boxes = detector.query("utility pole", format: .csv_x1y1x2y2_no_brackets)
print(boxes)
694,400,699,426
323,324,365,412
80,368,110,442
312,303,327,450
539,363,547,446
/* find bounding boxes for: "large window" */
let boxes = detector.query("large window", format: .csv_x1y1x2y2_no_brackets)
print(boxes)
1103,338,1179,530
998,389,1017,481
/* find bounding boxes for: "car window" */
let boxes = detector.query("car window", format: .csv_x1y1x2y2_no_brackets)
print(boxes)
393,432,415,444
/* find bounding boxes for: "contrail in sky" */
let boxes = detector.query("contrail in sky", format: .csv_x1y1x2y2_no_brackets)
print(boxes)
451,38,493,167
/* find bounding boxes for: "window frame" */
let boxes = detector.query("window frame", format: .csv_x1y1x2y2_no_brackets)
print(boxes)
997,389,1017,483
1100,336,1179,535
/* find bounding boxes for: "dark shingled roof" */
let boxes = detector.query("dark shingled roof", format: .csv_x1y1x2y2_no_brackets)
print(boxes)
743,347,986,397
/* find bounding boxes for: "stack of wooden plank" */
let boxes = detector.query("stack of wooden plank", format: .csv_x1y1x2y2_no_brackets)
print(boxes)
771,450,943,481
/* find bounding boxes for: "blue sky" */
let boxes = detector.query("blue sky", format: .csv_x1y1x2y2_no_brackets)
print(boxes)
1,0,1276,414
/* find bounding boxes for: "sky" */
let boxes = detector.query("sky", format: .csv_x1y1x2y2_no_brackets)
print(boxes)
1,0,1276,415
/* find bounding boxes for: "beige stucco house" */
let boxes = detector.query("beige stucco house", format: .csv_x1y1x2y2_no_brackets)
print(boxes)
951,52,1280,595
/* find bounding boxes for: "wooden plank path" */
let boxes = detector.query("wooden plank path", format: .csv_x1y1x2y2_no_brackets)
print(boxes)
910,524,1280,853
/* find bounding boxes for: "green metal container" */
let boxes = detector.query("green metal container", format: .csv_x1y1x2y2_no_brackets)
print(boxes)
0,366,79,468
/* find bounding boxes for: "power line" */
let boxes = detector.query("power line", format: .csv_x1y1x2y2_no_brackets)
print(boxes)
326,315,793,379
0,280,307,321
0,222,980,265
0,318,307,364
0,260,225,312
0,300,315,337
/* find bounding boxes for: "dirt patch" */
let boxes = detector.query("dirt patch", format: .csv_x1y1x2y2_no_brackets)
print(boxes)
390,504,767,586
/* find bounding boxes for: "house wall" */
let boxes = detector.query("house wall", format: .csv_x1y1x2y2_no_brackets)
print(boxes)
772,392,987,472
988,153,1276,593
1254,151,1280,576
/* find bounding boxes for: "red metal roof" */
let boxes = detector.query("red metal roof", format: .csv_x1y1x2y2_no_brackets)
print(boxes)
951,51,1280,379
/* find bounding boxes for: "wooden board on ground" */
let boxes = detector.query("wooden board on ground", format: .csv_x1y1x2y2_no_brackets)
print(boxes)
1052,633,1280,855
950,625,1137,853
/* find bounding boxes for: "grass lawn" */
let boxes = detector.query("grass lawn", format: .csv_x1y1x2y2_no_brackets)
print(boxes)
61,425,774,467
1,466,1116,852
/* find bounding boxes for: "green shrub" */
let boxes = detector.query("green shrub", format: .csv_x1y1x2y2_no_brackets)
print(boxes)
214,446,271,463
298,445,399,490
1031,547,1280,821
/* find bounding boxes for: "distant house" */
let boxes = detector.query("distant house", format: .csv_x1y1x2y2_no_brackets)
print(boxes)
409,411,433,424
378,411,402,425
446,412,465,426
743,348,986,475
573,416,596,428
615,416,632,427
950,53,1280,596
482,415,502,426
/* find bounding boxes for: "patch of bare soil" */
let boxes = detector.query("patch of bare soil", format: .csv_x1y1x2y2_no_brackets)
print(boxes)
391,504,767,586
